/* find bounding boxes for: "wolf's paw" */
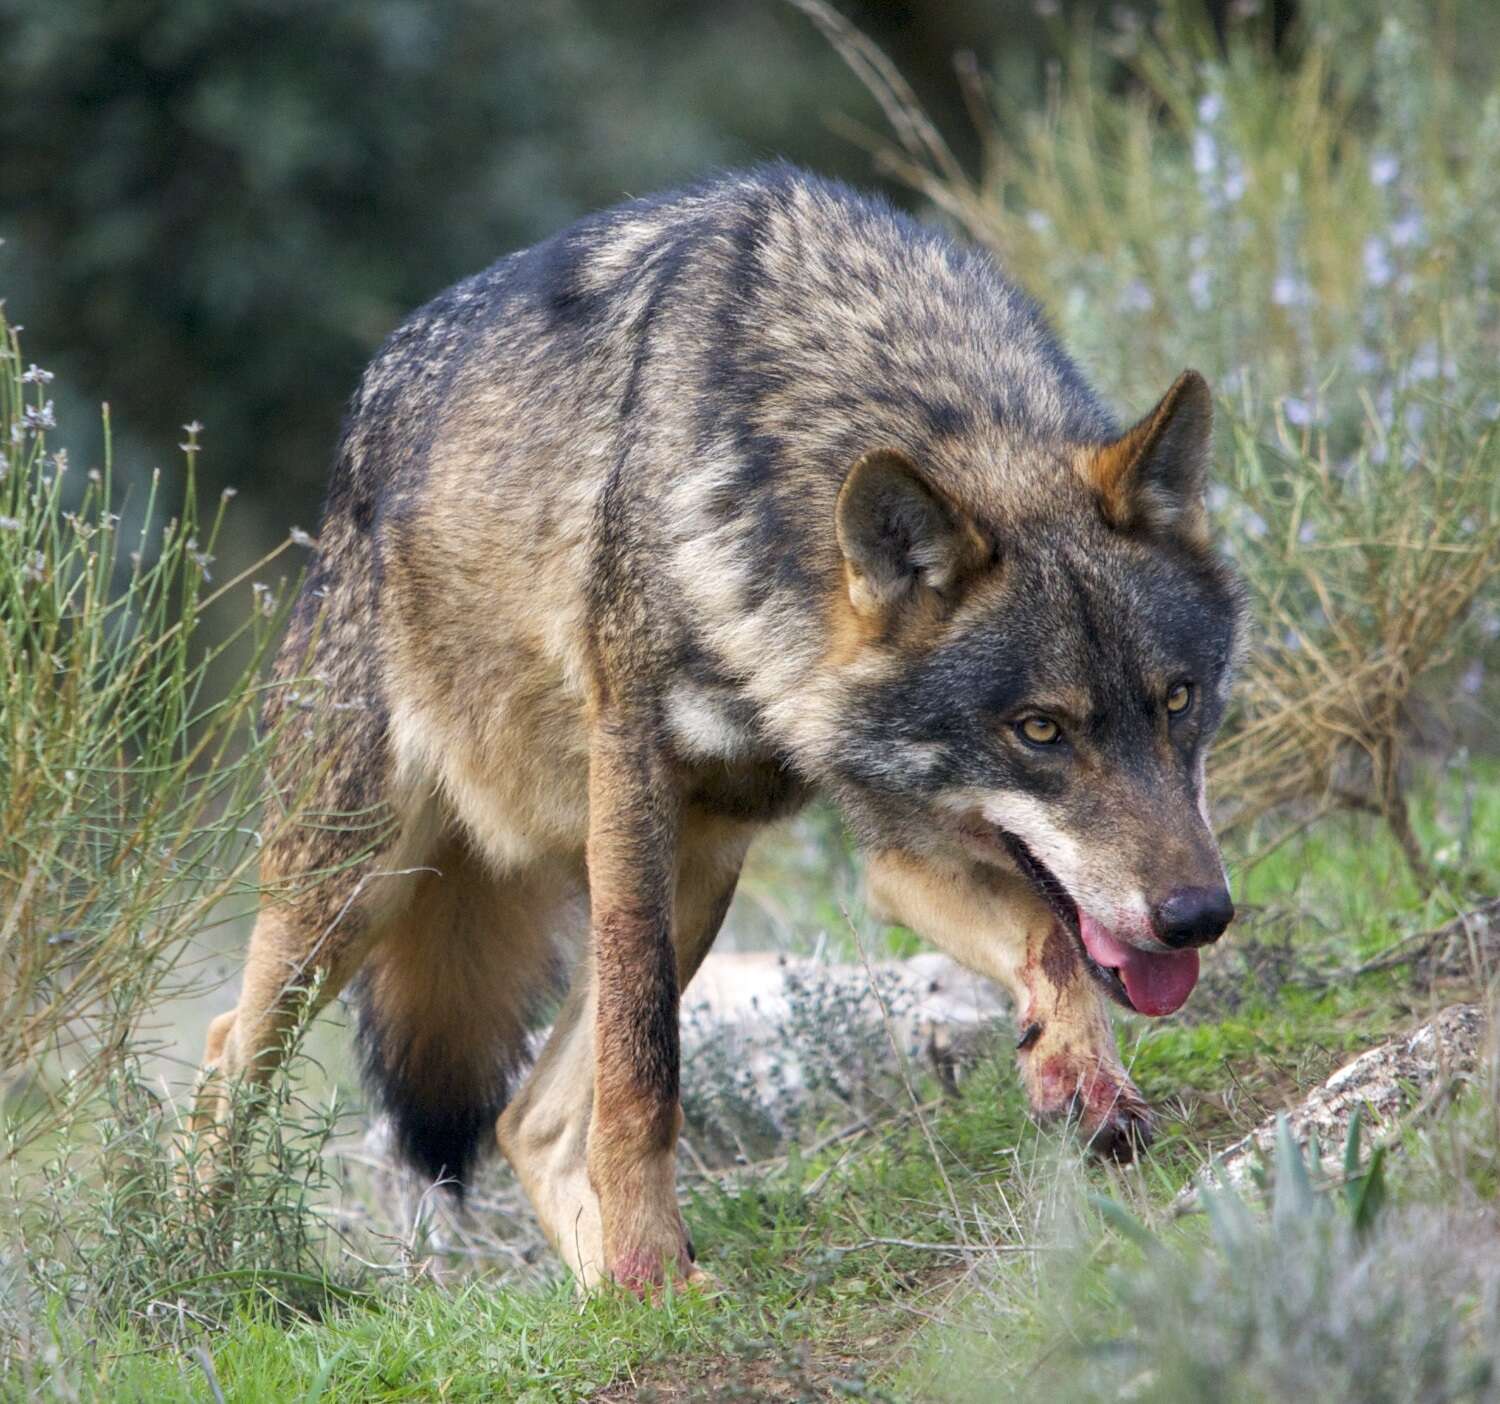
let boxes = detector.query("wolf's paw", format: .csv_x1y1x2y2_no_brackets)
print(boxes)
1081,1096,1154,1163
1023,1048,1153,1162
607,1229,706,1299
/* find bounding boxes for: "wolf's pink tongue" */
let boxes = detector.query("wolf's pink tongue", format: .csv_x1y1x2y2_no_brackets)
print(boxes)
1078,913,1199,1016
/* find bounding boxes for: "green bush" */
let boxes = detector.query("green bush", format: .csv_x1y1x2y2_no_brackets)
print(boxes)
0,315,376,1375
911,1112,1500,1403
9,1035,353,1340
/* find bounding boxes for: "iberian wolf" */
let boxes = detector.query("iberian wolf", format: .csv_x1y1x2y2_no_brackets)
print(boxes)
192,165,1244,1291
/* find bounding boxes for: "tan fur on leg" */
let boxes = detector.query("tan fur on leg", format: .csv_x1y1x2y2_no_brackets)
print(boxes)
865,850,1150,1157
497,977,607,1284
578,713,685,1292
499,816,753,1290
186,901,379,1187
186,786,441,1187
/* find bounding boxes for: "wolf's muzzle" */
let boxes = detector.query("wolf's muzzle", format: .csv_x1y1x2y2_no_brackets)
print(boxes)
1152,886,1234,948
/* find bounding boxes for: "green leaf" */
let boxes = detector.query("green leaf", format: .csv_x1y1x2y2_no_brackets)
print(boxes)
1088,1192,1156,1253
1342,1105,1365,1190
1272,1114,1316,1226
1348,1145,1388,1236
1202,1181,1257,1259
300,1343,353,1404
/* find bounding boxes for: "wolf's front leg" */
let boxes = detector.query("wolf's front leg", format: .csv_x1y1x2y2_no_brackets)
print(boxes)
498,711,751,1292
865,850,1151,1160
572,712,691,1292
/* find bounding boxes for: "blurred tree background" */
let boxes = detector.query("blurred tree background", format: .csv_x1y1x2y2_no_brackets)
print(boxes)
0,0,1284,557
0,0,994,551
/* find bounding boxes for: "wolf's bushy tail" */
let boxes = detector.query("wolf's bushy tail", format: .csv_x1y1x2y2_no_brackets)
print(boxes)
352,839,563,1193
355,981,512,1193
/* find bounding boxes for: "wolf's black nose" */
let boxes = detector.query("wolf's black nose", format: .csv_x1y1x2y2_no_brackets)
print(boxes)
1154,887,1234,948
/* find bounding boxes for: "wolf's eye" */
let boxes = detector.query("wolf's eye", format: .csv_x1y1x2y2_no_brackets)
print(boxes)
1166,682,1193,717
1018,715,1061,746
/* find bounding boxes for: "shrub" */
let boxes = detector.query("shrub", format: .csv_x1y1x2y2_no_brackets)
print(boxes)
0,311,374,1371
0,310,307,1150
910,1112,1500,1402
7,1030,353,1342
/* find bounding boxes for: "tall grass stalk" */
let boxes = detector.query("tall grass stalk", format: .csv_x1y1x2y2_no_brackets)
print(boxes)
0,308,308,1151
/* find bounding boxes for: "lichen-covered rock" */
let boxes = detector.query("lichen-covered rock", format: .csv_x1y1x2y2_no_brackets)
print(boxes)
681,949,1011,1089
1181,1002,1489,1205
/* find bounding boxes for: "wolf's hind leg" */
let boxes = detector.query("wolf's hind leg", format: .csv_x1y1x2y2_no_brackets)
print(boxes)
865,850,1151,1160
187,783,442,1184
498,816,752,1291
187,899,378,1180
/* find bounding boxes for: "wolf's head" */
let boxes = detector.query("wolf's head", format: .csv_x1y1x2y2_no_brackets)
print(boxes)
826,371,1247,1017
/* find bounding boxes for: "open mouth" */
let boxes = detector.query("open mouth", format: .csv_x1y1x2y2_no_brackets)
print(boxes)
992,831,1200,1018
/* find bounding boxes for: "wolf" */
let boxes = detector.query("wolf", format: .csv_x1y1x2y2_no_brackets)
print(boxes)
191,164,1245,1292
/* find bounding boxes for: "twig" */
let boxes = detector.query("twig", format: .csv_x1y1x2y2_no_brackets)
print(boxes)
784,0,970,192
678,1133,713,1179
189,1346,226,1404
805,1112,875,1160
840,1236,1043,1256
682,1098,942,1186
136,1269,371,1308
1309,898,1500,987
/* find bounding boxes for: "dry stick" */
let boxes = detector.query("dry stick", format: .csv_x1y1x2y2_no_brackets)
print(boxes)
841,1237,1043,1256
825,112,978,233
802,1105,935,1200
281,864,441,1002
1221,1053,1274,1126
682,1097,941,1189
1194,1080,1468,1219
1458,904,1492,986
189,1346,226,1404
677,1133,714,1180
1311,899,1500,987
952,49,995,152
400,1173,458,1284
329,1197,538,1277
784,0,969,192
1229,798,1335,869
804,1111,876,1161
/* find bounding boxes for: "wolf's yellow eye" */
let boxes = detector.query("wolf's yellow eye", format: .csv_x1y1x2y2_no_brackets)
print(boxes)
1019,715,1061,745
1166,682,1193,716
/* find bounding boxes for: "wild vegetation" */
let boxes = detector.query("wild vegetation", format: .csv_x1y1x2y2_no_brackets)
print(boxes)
0,336,308,1148
3,1,1499,1399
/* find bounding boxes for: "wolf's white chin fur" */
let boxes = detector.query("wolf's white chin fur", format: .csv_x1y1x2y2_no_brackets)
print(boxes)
974,792,1156,944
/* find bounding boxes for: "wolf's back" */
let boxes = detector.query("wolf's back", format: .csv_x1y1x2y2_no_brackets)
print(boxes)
322,163,1115,544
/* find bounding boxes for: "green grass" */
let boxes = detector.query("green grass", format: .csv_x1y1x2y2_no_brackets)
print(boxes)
15,768,1495,1400
23,1288,744,1403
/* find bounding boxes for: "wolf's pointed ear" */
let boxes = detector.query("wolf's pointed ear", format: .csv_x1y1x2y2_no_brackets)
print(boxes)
835,449,991,616
1080,370,1213,548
